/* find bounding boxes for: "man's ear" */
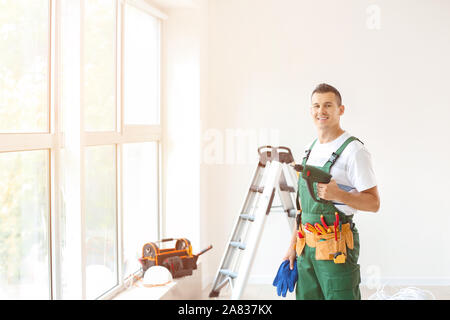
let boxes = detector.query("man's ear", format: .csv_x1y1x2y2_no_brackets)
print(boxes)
339,105,345,115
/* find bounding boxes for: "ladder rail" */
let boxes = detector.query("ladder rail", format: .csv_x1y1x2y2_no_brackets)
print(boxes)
209,163,266,297
227,162,272,289
278,165,297,213
278,164,299,231
224,164,265,274
231,160,282,299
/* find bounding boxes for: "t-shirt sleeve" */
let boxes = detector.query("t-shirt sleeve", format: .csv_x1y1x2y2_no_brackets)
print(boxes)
347,148,377,192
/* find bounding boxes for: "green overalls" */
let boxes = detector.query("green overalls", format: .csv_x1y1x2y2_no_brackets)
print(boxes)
295,137,362,300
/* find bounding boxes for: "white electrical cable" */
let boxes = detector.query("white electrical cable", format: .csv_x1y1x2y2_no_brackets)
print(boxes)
368,283,436,300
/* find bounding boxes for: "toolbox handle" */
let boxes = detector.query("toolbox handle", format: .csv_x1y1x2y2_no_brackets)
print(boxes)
156,238,174,243
196,245,213,257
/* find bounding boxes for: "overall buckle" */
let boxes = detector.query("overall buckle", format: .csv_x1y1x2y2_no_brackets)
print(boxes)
328,152,339,165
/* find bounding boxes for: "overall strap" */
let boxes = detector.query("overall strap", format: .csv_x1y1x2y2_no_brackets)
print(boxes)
323,136,363,172
302,139,318,166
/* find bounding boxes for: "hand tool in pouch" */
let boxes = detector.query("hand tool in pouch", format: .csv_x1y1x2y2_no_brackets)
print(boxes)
320,215,331,233
333,212,346,264
314,223,327,235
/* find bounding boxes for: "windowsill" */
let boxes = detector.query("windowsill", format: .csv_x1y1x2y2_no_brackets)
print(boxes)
112,262,203,300
113,280,176,300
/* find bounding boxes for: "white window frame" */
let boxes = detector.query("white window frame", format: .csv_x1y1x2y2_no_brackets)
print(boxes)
0,0,166,300
0,0,53,299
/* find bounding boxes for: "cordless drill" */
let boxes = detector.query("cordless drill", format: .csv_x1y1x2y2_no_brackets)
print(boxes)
293,164,332,204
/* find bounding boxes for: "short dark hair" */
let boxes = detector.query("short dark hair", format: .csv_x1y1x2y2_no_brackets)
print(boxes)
311,83,342,106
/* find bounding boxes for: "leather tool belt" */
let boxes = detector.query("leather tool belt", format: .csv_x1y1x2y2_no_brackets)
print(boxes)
296,223,354,263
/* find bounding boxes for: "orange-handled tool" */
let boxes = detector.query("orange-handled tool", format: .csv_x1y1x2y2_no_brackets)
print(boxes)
333,222,337,241
314,223,327,235
334,212,339,241
305,223,318,235
320,215,331,233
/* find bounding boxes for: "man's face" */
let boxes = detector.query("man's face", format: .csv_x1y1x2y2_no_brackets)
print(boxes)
310,92,344,130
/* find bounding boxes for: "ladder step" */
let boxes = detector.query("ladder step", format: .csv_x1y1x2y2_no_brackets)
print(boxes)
288,209,297,218
240,214,255,222
249,185,264,193
279,183,295,193
230,241,246,250
219,269,238,279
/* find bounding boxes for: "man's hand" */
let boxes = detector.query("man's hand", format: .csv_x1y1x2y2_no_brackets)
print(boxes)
317,179,342,201
317,180,381,212
282,246,297,270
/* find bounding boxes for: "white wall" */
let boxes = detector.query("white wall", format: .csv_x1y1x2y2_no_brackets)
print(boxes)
204,0,450,288
157,0,450,294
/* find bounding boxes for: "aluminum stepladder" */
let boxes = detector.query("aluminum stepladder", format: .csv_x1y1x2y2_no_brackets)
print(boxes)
209,146,300,299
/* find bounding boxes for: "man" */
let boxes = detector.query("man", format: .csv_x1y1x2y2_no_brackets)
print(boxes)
283,83,380,300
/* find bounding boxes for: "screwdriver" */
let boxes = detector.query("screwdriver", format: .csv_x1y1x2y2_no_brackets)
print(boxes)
334,212,339,241
305,223,318,235
320,215,331,233
314,223,327,235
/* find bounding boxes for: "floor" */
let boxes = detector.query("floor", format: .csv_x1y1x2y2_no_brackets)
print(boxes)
201,283,450,300
112,261,450,300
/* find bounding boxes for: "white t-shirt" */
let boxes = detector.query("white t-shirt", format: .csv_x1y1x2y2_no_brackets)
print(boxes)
303,131,377,216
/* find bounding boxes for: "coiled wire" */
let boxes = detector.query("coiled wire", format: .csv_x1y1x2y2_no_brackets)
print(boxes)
368,283,436,300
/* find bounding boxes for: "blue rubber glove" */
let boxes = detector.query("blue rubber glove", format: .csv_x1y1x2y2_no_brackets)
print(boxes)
272,259,298,297
274,260,291,297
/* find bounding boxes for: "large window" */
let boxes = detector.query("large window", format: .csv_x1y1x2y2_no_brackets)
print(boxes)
85,145,117,299
0,150,50,299
123,4,160,125
0,0,50,133
0,0,51,300
83,0,117,132
122,142,159,276
0,0,163,299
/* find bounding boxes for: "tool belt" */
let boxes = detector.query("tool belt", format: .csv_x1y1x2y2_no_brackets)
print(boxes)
296,223,354,263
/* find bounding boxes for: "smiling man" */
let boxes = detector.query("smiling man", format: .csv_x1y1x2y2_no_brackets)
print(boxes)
283,83,380,300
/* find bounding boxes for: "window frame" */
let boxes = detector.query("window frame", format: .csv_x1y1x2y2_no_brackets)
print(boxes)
0,0,165,300
0,0,53,299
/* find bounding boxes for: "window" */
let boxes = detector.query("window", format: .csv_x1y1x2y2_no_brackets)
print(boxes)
0,0,50,133
123,4,160,125
0,0,163,299
83,0,116,132
0,0,51,300
0,150,50,299
85,145,117,299
122,142,159,276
